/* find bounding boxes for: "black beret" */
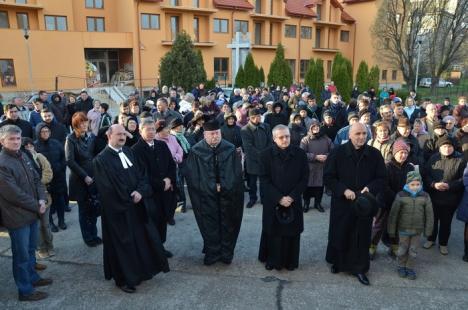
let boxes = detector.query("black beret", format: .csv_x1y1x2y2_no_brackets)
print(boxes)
203,120,220,131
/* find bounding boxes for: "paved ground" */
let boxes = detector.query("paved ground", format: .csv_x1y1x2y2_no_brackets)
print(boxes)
1,194,467,310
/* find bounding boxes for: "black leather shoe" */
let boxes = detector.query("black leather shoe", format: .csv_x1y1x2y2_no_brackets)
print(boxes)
164,250,173,258
221,258,232,265
330,265,339,274
94,237,103,245
50,223,59,233
64,206,72,212
58,221,67,230
315,204,325,213
118,285,136,293
85,240,98,247
355,273,370,286
265,264,274,270
245,201,256,208
203,258,217,266
167,219,175,226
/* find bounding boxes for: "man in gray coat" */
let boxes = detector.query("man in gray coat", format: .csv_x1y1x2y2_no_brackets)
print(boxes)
241,109,272,208
0,125,52,301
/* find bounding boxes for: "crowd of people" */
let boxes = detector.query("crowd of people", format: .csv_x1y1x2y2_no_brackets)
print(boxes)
0,83,467,301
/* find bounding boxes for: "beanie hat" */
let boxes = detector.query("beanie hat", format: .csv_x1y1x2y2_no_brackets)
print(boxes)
436,135,454,148
434,120,447,130
406,171,422,184
392,138,410,156
203,120,220,131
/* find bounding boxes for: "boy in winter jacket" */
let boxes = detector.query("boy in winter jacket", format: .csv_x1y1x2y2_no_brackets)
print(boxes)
388,171,433,280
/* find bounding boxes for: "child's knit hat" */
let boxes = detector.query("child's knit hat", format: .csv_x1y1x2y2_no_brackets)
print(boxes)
406,171,422,184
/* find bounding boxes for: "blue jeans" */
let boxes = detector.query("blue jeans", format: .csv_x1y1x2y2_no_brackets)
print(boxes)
8,221,41,295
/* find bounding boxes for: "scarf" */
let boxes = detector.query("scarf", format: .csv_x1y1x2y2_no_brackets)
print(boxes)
403,184,422,197
172,131,191,154
377,135,390,144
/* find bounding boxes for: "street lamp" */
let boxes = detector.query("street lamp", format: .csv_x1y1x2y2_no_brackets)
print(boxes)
414,40,422,92
23,28,35,94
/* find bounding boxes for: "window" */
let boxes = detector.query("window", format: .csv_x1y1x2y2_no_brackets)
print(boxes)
0,59,16,87
16,0,27,4
327,60,332,79
85,0,103,9
255,0,262,14
316,4,322,20
0,11,9,29
87,17,105,32
234,20,248,33
254,22,262,45
300,60,309,79
192,0,199,7
392,70,397,80
214,18,228,33
170,0,179,6
141,14,160,29
301,26,312,39
315,28,321,48
16,13,29,29
285,25,296,38
286,59,296,80
214,57,229,81
382,70,387,80
45,16,68,31
340,30,349,42
170,16,179,40
193,18,199,42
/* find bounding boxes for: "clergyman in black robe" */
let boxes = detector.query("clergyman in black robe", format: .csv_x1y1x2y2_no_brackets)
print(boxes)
323,123,386,286
185,120,244,265
93,124,169,293
131,119,177,258
258,124,308,271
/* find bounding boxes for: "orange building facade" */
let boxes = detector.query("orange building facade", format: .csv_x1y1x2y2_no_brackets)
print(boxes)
0,0,404,93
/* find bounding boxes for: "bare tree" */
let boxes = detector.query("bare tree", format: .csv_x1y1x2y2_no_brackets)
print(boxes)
424,0,468,92
371,0,467,92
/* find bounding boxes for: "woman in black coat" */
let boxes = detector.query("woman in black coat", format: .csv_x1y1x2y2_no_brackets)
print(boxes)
35,123,68,232
220,113,242,148
423,136,466,255
124,116,140,147
289,113,307,147
65,112,100,247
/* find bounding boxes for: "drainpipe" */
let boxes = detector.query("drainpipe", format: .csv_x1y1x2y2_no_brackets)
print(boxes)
298,16,302,83
352,22,357,76
136,0,143,92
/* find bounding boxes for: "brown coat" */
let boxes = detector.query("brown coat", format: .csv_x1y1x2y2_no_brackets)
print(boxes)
300,133,333,187
33,152,53,208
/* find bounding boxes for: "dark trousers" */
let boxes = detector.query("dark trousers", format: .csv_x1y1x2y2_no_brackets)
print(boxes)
50,192,66,224
247,173,263,203
77,198,98,243
176,166,186,204
371,208,394,246
428,202,458,246
303,186,324,204
8,221,40,295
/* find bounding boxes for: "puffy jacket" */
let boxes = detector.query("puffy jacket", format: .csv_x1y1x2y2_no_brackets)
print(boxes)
388,190,434,237
0,149,45,229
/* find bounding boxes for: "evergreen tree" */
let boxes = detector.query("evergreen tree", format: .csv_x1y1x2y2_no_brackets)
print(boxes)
259,66,265,86
368,65,380,91
243,53,259,87
159,31,207,91
304,58,316,89
235,65,245,88
334,62,352,103
331,53,345,83
355,61,369,92
267,44,293,87
312,59,325,102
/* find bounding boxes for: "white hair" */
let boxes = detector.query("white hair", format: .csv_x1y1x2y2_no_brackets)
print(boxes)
272,124,289,138
0,125,22,140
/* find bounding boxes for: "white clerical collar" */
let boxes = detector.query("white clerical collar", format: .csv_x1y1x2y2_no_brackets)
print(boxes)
146,141,154,147
108,144,133,169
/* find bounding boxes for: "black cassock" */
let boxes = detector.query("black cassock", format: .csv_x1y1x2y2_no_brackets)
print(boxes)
185,139,244,264
323,142,386,274
132,138,177,243
93,146,169,287
258,145,308,270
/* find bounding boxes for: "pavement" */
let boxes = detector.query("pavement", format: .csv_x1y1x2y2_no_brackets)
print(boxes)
1,194,468,310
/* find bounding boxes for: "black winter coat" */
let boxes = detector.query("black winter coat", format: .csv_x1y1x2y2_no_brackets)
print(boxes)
37,120,67,144
220,124,242,148
34,134,67,195
65,132,97,201
424,152,466,206
379,159,414,209
0,118,33,138
264,112,288,130
50,94,69,124
260,145,308,236
289,123,307,147
241,122,272,175
75,97,94,113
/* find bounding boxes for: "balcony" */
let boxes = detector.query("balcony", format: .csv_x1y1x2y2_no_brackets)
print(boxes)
313,20,345,28
162,40,215,47
159,4,218,15
312,47,340,53
0,1,43,10
249,13,289,21
251,44,277,50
